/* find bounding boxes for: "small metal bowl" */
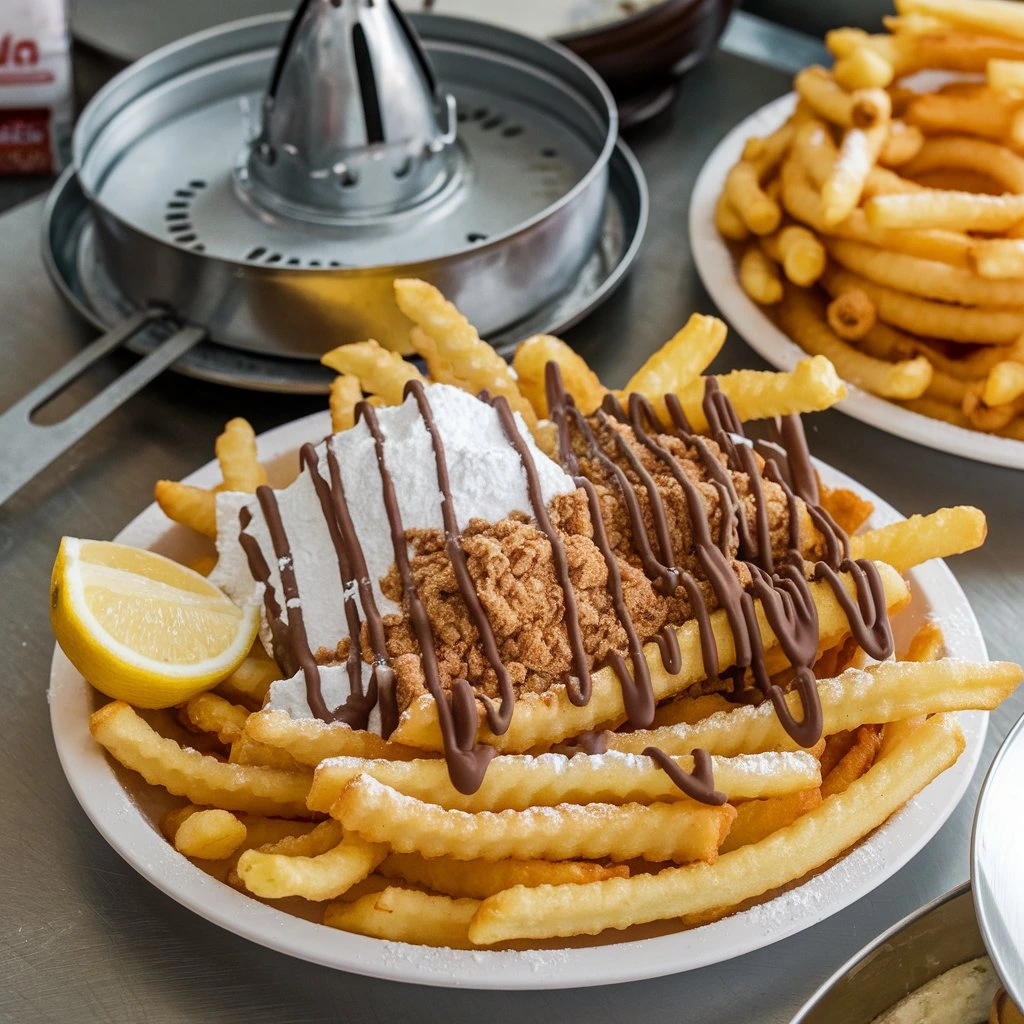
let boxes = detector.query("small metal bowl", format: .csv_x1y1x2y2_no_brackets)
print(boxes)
792,882,985,1023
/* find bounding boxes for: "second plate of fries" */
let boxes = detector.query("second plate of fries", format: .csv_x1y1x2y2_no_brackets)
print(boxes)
49,410,990,988
690,0,1024,469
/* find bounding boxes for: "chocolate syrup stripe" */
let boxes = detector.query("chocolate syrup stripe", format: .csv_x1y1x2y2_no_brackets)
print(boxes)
405,382,515,735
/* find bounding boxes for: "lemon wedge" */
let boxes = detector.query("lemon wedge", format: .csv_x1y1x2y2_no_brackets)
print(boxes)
50,538,259,708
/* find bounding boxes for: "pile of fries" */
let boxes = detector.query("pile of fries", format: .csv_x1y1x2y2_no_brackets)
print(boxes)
716,0,1024,439
85,281,1020,950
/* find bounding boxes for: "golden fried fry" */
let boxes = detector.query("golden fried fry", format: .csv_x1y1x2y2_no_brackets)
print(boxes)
819,486,874,534
901,395,973,428
904,621,946,663
321,339,427,406
776,287,932,399
242,709,421,767
970,239,1024,280
739,246,784,304
90,701,312,817
903,136,1024,194
512,335,607,417
984,360,1024,406
229,736,305,772
605,659,1020,757
827,287,877,341
719,787,822,853
215,648,280,707
215,418,266,493
879,120,924,166
725,160,782,235
184,692,249,745
835,47,895,91
325,887,480,948
332,774,736,864
237,826,386,901
378,853,629,900
897,0,1024,42
467,714,966,943
850,506,987,570
625,315,728,407
715,192,749,241
393,279,535,426
328,373,362,433
173,808,248,860
865,190,1024,232
820,725,882,798
773,225,827,286
154,480,217,539
650,693,737,728
307,750,821,813
823,107,891,226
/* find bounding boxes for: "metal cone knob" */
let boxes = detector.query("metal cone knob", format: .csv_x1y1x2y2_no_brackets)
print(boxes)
242,0,456,222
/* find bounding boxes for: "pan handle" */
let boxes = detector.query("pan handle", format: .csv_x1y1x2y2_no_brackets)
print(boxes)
0,309,206,506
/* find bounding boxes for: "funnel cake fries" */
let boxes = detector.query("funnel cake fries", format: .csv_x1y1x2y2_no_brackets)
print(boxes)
80,280,1019,948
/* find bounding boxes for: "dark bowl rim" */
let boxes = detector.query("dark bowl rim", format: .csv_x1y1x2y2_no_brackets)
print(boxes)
553,0,713,45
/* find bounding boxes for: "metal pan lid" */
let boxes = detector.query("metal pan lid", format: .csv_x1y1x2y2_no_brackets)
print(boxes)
971,708,1024,1008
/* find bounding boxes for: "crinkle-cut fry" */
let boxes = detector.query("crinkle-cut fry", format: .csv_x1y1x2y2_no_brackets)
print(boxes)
307,750,821,814
90,701,313,817
328,373,362,433
879,120,924,166
743,119,799,178
902,136,1024,195
392,563,908,753
624,314,728,406
393,279,535,427
236,828,385,901
795,67,890,129
650,693,736,728
901,395,973,428
822,114,890,227
827,237,1024,308
173,808,247,860
866,190,1024,234
896,30,1024,73
897,0,1024,41
819,731,854,779
333,774,736,864
215,649,280,707
379,853,629,900
984,360,1024,406
184,692,249,745
321,339,426,406
257,819,342,858
776,287,932,400
739,246,783,304
325,887,480,948
725,160,781,236
780,158,970,268
827,287,877,342
672,356,846,433
154,480,217,538
229,736,305,772
887,327,1024,380
850,506,987,571
606,658,1021,757
511,335,607,418
821,266,1024,345
905,91,1017,141
467,714,966,944
243,709,422,767
715,191,749,241
970,239,1024,281
719,787,822,854
819,485,874,535
820,724,882,799
215,418,267,493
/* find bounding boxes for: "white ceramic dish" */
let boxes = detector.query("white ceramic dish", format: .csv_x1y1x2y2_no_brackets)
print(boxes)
49,408,989,989
689,92,1024,472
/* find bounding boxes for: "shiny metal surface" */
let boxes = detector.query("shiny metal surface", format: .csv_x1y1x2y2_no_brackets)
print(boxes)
243,1,457,220
74,12,618,355
42,138,646,388
791,884,985,1023
973,711,1024,1008
4,27,1024,1024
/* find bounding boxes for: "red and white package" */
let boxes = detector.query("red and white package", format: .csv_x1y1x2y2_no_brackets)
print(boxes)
0,0,72,174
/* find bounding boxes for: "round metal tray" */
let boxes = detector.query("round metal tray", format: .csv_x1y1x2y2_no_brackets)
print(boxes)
41,141,647,394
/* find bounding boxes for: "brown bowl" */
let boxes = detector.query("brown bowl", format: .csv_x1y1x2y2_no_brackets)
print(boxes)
557,0,736,126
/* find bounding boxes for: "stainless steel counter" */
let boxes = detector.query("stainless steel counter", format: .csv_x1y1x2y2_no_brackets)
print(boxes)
2,34,1022,1024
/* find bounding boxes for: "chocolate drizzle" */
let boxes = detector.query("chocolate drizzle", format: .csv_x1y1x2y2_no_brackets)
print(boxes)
235,365,895,805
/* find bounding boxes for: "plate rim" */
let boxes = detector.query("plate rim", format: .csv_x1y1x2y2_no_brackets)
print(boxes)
48,407,989,989
688,91,1024,472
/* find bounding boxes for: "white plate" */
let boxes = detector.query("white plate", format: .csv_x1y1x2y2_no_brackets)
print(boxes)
689,92,1024,471
49,409,989,989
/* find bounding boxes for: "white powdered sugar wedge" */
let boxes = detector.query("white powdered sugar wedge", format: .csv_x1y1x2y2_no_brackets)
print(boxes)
211,384,575,729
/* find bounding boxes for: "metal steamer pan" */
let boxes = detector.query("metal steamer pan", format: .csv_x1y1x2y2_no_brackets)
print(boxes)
73,12,618,359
